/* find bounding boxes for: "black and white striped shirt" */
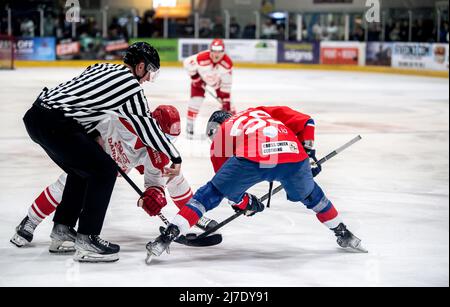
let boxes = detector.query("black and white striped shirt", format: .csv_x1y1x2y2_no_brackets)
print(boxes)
39,63,181,163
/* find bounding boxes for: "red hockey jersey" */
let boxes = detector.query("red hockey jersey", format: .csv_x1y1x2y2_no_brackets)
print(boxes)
210,106,315,172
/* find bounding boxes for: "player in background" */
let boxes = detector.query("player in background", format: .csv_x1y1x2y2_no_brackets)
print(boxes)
183,39,234,138
146,106,367,258
11,106,218,256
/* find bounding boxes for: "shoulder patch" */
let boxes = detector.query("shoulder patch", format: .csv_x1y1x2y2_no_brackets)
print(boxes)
197,51,212,66
220,55,233,69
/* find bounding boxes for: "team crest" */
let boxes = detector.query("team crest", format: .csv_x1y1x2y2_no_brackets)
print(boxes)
290,142,299,153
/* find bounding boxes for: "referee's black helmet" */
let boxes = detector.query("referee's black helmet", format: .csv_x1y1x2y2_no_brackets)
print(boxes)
124,42,160,73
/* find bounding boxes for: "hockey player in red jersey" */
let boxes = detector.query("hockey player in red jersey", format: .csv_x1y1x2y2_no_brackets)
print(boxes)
11,105,218,257
146,106,367,259
183,39,234,138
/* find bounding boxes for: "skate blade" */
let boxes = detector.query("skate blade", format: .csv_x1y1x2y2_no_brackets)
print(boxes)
145,252,153,265
10,234,30,248
49,248,76,254
49,240,75,254
343,243,369,254
144,249,168,265
74,251,119,263
145,242,168,264
351,239,368,253
353,245,369,253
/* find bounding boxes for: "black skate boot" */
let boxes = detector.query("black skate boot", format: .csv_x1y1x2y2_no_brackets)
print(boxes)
74,234,120,263
10,216,37,247
332,223,368,253
196,216,219,232
145,224,180,264
49,223,77,254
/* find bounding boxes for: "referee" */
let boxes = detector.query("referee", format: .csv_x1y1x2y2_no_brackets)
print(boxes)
22,42,181,263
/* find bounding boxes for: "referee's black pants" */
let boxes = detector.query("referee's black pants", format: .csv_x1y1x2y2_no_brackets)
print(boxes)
23,102,118,235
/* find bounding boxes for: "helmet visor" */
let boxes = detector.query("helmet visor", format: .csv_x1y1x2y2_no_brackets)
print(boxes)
146,62,159,73
145,62,160,82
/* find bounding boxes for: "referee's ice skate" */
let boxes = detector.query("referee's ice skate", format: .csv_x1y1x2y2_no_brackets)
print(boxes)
74,234,120,263
49,223,77,254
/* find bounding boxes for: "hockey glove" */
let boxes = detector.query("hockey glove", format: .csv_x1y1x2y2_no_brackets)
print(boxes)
232,193,265,217
138,186,167,217
191,73,204,88
305,148,322,178
217,90,233,113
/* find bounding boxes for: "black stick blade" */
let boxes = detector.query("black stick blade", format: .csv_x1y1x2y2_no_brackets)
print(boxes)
175,234,223,247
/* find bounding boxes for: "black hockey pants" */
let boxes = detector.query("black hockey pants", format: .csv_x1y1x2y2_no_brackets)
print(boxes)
23,100,117,235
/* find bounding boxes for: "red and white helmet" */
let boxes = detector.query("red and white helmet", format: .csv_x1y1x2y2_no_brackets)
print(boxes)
210,39,225,52
152,105,181,137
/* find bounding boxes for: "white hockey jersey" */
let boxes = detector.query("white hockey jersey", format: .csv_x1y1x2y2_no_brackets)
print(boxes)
98,115,171,189
183,50,233,93
28,115,193,223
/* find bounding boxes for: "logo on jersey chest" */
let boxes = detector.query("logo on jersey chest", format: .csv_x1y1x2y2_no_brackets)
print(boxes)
108,138,131,170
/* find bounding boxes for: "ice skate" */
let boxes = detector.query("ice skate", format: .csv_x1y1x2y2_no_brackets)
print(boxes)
49,223,77,254
10,216,37,247
195,216,219,232
74,234,120,263
332,223,368,253
145,224,180,264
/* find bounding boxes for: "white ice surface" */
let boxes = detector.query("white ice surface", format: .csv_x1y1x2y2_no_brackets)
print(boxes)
0,67,448,287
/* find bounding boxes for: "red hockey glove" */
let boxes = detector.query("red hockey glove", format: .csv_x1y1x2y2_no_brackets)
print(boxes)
231,193,265,217
217,90,233,114
191,73,203,88
138,186,167,217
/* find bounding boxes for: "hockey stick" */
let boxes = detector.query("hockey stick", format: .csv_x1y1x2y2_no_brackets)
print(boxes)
203,85,223,106
257,134,363,204
116,167,222,247
192,135,363,241
203,85,236,115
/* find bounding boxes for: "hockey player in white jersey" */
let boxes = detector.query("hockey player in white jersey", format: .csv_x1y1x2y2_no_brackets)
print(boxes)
183,39,234,138
11,105,217,255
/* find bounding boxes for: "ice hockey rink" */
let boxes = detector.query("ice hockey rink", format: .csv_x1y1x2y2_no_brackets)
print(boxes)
0,66,448,287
